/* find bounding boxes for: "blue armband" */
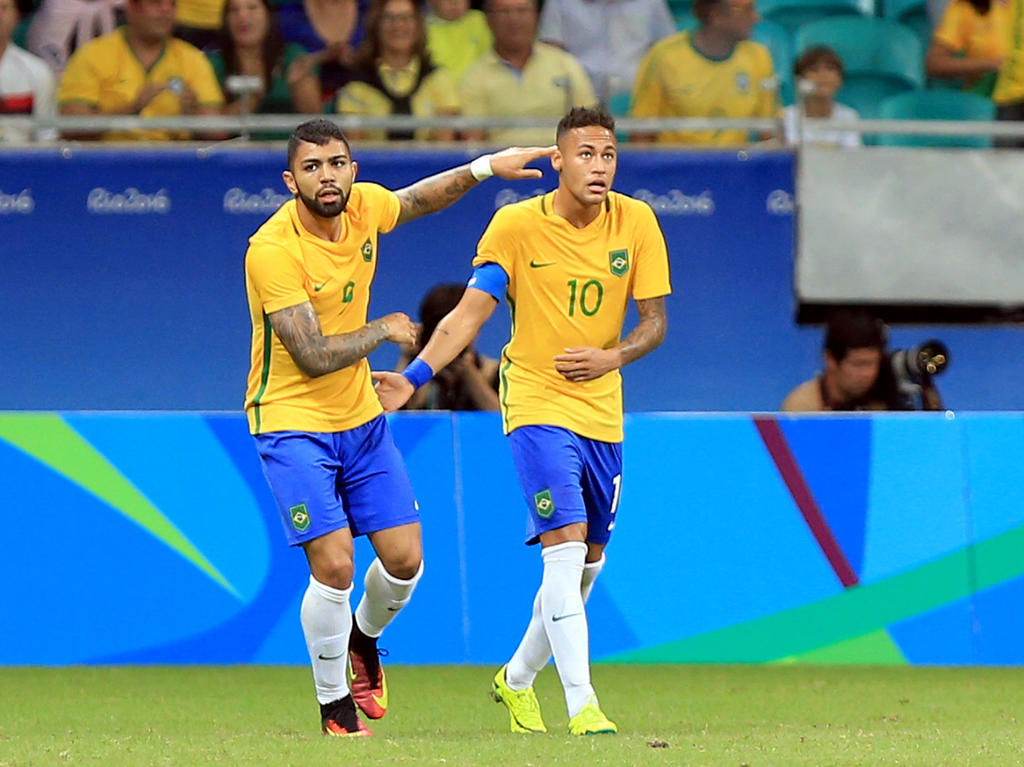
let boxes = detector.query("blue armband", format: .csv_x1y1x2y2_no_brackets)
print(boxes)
401,358,434,389
466,262,509,301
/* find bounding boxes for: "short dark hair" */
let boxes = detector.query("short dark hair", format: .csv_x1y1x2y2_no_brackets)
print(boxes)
794,45,845,79
824,308,888,362
287,119,351,167
556,106,616,142
419,283,466,346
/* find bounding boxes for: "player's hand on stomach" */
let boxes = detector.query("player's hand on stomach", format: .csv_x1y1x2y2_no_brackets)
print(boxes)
372,371,415,413
375,312,417,347
554,347,622,382
489,146,558,180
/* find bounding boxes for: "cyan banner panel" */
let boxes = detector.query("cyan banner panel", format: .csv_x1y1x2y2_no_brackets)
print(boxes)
4,411,1024,665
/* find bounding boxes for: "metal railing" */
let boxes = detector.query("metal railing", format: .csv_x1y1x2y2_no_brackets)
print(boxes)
2,114,1024,144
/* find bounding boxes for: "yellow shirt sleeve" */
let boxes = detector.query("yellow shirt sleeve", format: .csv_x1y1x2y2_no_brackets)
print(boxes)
420,68,461,113
630,201,672,300
630,45,666,117
246,243,309,314
472,206,519,276
937,0,966,50
184,46,225,106
356,182,402,234
58,43,102,105
459,62,489,117
566,54,598,107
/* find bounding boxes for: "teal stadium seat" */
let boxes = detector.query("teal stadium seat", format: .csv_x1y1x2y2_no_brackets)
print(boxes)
794,17,924,118
752,20,796,104
876,89,995,147
759,0,873,35
882,0,932,51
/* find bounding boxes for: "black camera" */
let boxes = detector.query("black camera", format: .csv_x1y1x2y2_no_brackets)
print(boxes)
884,339,950,411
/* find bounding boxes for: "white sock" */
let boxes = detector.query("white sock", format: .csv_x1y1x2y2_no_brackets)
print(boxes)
538,541,594,718
300,575,353,705
506,554,605,691
354,558,424,637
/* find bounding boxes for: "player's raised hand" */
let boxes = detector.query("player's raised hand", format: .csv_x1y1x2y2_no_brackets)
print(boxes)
554,346,621,382
372,371,415,413
376,312,417,347
489,146,558,180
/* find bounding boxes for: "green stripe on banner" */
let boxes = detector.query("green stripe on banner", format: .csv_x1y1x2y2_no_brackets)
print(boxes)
775,629,907,665
608,523,1024,663
0,413,238,597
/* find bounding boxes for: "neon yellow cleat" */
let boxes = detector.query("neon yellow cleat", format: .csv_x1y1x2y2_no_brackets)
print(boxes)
568,699,618,735
491,665,547,733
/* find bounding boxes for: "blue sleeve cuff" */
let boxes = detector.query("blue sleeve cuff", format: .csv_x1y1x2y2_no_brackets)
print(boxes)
401,358,434,389
466,262,509,301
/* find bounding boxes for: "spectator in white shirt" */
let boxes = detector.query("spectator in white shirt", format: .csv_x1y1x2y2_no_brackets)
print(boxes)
784,45,862,148
0,0,58,142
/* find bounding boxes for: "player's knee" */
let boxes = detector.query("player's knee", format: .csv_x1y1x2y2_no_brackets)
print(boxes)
311,556,355,590
380,550,422,581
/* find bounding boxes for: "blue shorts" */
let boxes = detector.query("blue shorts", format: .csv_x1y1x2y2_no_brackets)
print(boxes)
254,415,420,546
507,425,623,546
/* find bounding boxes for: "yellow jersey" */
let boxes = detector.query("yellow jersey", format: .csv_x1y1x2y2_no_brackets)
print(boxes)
994,0,1024,103
244,184,401,435
57,28,223,141
473,191,671,443
630,31,778,145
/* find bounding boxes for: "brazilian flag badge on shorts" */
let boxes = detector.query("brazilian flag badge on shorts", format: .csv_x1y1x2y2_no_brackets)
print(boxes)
609,249,629,277
290,503,311,532
534,489,555,518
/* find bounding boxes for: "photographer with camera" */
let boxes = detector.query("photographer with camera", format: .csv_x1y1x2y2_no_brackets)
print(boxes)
782,308,947,412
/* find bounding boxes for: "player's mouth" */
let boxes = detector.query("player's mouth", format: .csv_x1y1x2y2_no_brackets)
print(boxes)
587,180,607,194
318,187,341,202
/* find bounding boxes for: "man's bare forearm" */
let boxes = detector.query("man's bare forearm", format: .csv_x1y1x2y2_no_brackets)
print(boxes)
395,166,478,225
616,296,667,367
269,302,388,377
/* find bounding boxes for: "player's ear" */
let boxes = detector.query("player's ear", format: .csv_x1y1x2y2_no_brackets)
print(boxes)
551,149,562,173
282,170,297,195
351,160,358,181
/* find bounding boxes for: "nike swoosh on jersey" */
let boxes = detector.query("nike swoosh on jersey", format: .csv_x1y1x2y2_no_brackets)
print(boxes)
529,260,556,268
314,279,331,291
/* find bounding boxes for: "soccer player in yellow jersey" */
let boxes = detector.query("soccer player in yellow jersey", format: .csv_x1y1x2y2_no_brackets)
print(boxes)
374,106,671,735
630,0,777,145
244,118,554,736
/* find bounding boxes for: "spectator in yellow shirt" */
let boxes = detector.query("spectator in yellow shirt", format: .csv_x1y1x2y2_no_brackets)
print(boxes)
425,0,492,81
926,0,1006,95
334,0,460,141
58,0,223,140
459,0,597,145
630,0,778,144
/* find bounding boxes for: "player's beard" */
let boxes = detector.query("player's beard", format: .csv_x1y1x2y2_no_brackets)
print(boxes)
296,186,348,218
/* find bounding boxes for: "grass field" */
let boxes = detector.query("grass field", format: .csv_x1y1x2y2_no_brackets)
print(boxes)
3,664,1024,766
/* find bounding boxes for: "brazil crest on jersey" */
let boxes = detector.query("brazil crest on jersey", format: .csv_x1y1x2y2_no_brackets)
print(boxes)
473,190,672,442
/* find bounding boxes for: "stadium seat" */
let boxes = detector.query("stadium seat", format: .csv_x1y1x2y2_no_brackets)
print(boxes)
876,89,995,147
794,17,924,117
752,20,795,104
881,0,931,50
759,0,873,35
673,7,697,29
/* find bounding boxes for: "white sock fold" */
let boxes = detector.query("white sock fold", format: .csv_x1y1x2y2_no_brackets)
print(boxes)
354,557,424,638
300,575,353,705
506,552,606,691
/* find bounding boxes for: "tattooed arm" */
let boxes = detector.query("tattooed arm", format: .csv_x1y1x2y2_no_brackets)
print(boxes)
394,144,558,225
554,296,667,383
268,301,416,378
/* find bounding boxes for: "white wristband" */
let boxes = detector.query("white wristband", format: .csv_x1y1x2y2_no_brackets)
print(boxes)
469,154,494,181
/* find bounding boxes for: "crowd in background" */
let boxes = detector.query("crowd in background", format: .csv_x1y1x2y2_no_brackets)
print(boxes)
1,0,1023,145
